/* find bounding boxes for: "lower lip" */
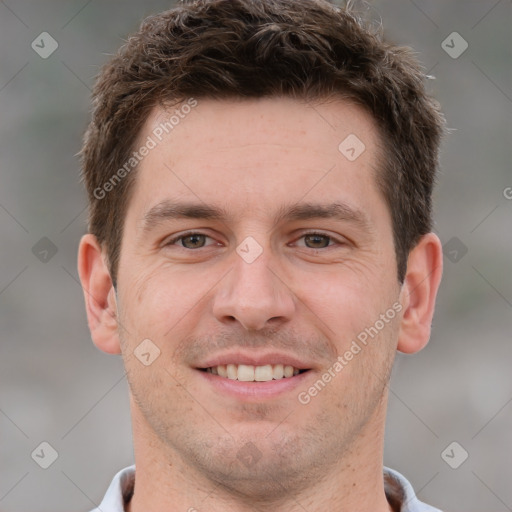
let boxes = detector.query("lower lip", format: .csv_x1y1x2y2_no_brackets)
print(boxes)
196,369,311,400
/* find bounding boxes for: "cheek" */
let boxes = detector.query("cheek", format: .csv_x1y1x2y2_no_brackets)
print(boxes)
119,263,205,342
295,266,400,387
293,265,388,337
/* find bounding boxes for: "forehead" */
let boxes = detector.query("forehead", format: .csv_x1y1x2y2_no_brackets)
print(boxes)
129,97,386,226
144,96,378,156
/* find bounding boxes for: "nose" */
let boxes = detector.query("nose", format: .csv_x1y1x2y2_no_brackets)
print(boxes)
212,246,296,331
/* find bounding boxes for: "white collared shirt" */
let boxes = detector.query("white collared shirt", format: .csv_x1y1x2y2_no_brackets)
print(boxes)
89,465,443,512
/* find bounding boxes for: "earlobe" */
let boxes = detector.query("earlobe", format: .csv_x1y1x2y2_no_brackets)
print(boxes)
397,232,443,354
77,234,122,355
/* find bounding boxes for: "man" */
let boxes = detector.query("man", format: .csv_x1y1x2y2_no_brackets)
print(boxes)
77,0,445,510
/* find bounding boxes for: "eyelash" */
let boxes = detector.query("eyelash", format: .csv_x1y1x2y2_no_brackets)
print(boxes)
164,231,343,249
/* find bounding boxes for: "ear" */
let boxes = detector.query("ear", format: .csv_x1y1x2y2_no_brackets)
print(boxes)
77,234,121,355
397,232,443,354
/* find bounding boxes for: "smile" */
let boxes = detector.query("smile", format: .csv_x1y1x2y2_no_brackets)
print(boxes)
201,363,309,382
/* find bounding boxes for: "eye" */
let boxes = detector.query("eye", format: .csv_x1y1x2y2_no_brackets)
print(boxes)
294,232,341,249
166,232,217,249
303,233,332,249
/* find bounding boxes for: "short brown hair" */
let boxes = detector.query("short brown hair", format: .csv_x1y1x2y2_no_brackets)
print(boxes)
81,0,445,286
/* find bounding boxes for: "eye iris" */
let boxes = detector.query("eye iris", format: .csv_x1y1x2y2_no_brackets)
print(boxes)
305,234,330,249
182,234,206,248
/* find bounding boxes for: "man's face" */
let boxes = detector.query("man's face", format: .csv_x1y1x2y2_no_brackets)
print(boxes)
115,97,403,495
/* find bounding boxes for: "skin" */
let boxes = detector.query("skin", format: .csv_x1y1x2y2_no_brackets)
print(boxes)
78,97,443,512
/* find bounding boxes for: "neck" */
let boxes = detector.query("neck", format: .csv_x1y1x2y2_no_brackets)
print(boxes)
126,394,392,512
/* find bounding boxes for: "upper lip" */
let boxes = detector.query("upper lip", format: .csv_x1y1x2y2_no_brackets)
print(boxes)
196,351,314,370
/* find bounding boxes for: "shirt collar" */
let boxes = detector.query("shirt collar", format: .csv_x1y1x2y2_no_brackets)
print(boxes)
90,465,135,512
92,465,442,512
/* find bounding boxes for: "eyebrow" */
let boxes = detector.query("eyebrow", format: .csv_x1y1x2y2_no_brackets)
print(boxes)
273,202,372,232
141,201,228,234
141,200,373,234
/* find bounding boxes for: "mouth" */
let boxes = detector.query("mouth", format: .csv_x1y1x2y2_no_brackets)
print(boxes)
194,352,315,399
199,363,310,382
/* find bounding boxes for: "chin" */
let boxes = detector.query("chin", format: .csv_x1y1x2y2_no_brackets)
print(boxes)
180,430,326,501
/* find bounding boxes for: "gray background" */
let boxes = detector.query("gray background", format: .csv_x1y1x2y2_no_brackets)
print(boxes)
0,1,511,511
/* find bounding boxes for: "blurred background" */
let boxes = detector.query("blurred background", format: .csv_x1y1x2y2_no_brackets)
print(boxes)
0,1,510,511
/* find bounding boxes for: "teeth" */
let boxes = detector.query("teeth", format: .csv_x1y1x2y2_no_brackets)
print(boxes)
227,363,237,380
284,365,294,378
206,363,303,381
273,364,284,379
254,365,273,381
237,364,255,382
